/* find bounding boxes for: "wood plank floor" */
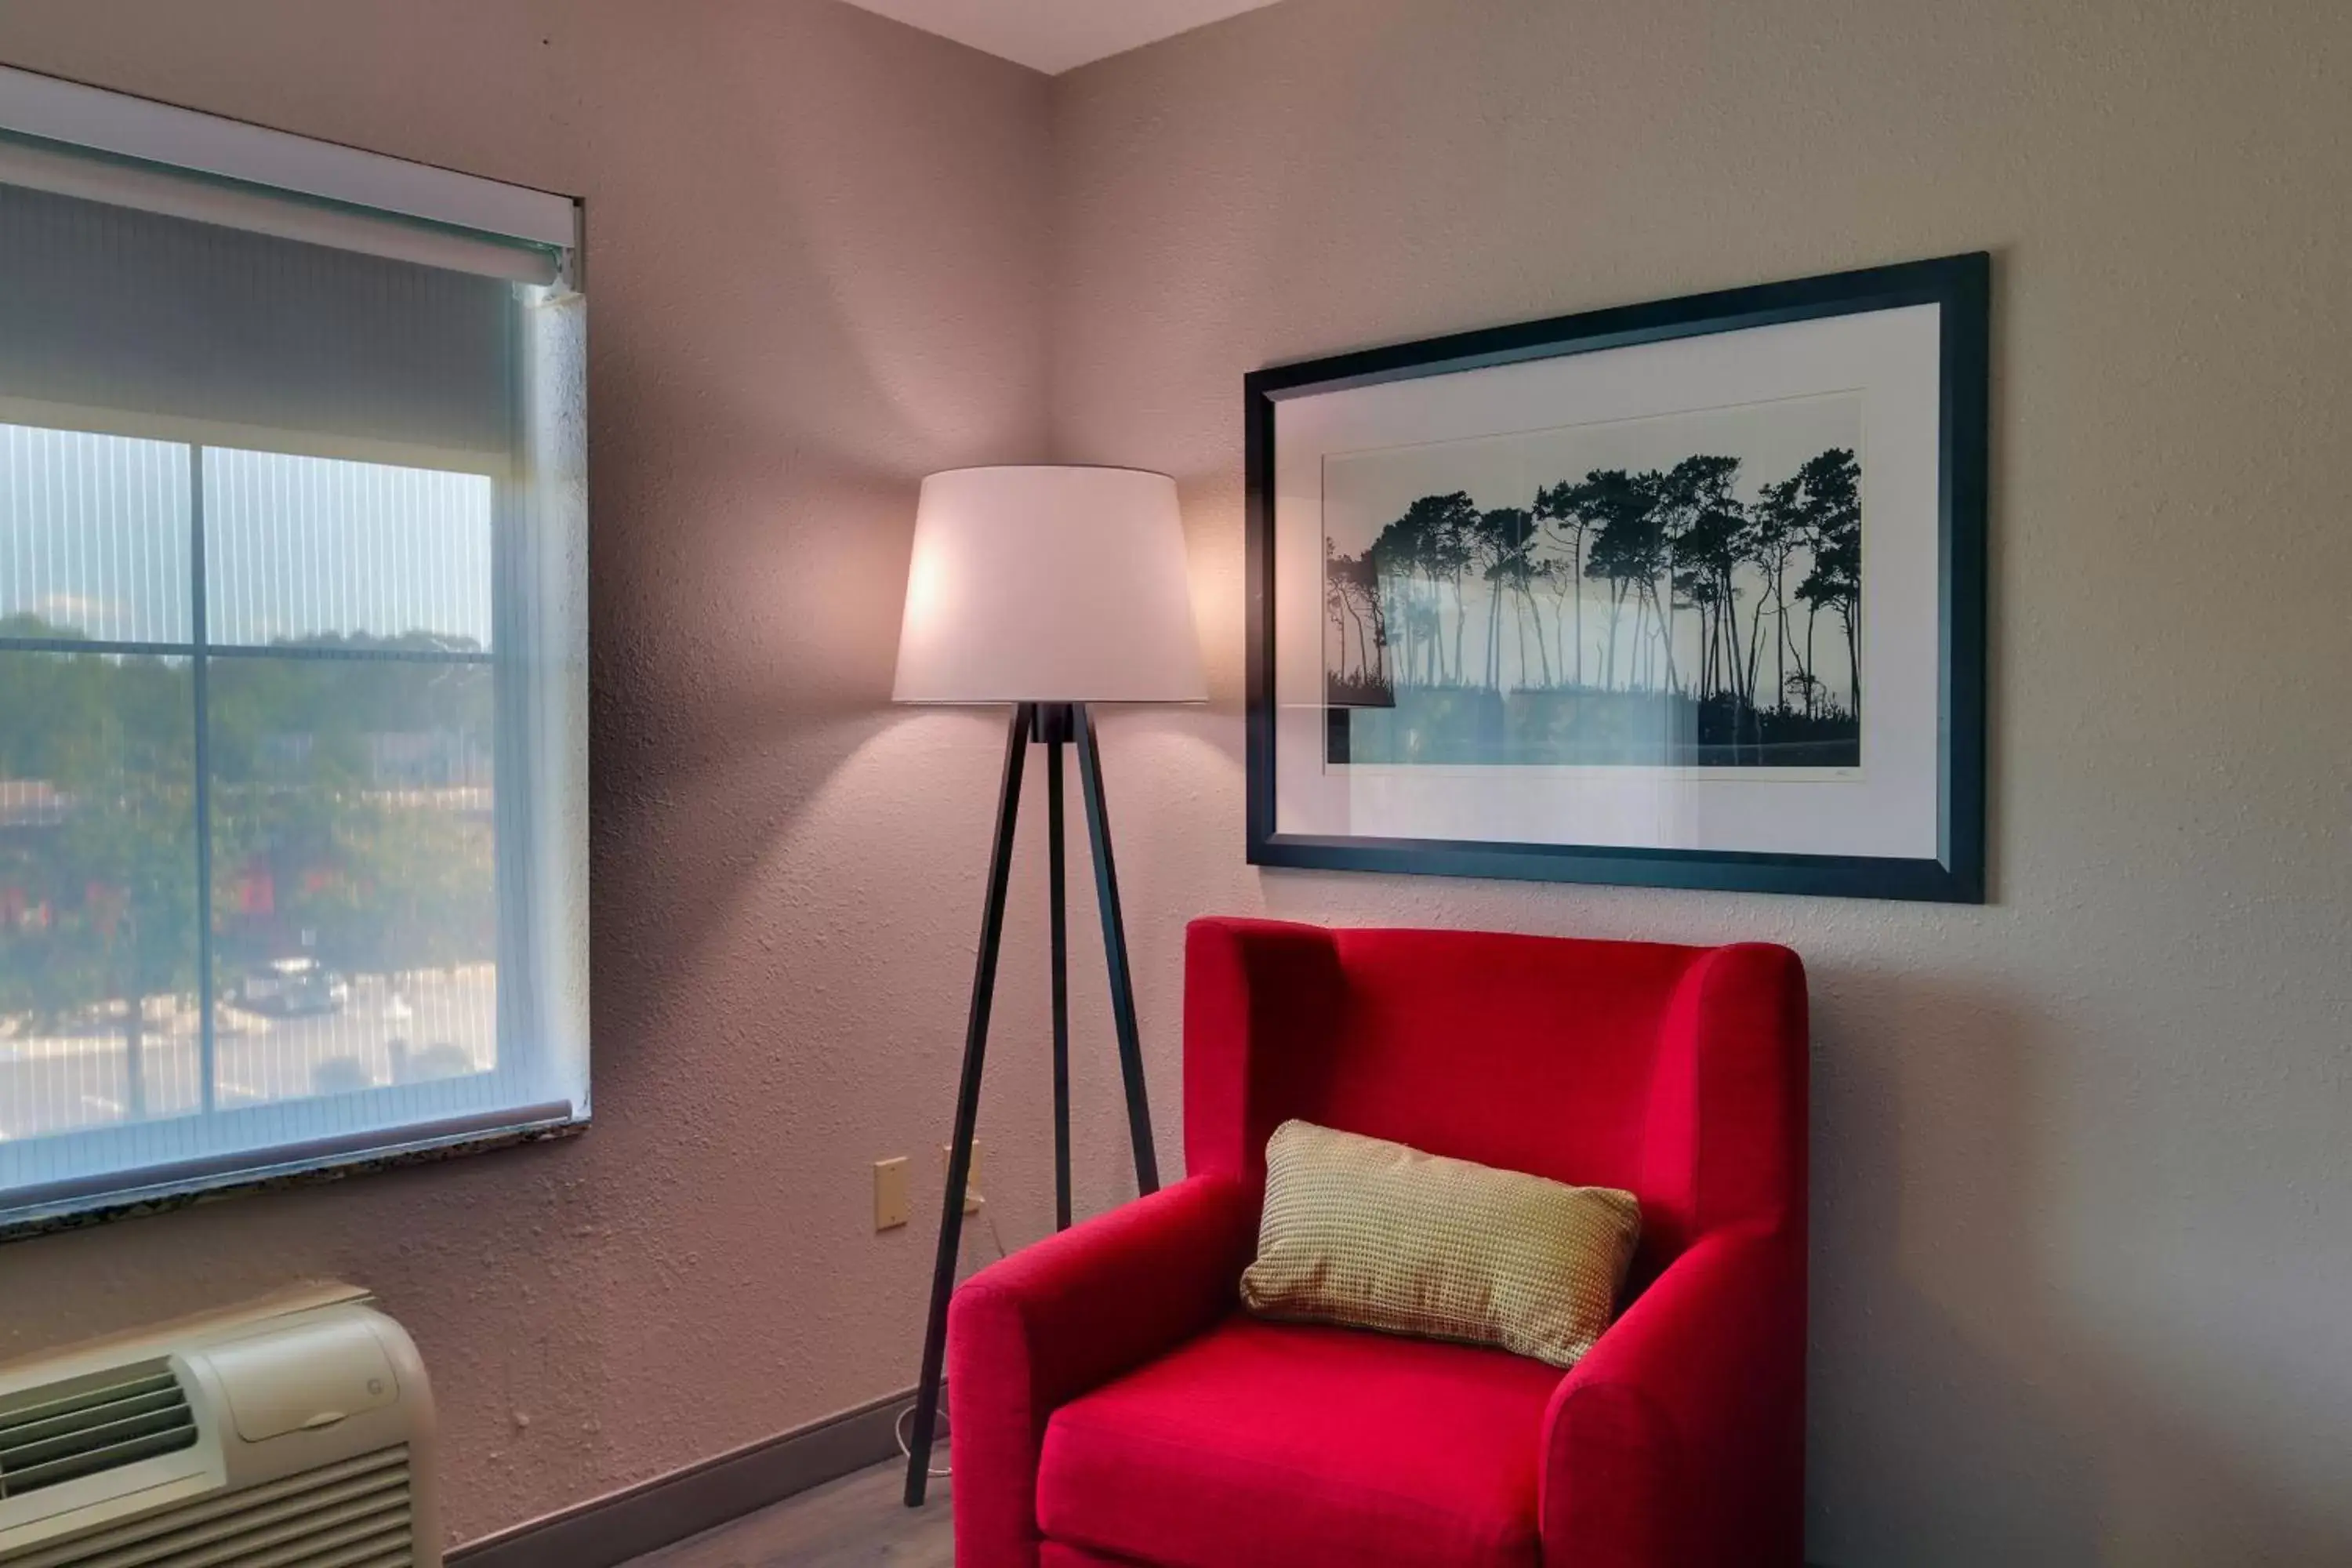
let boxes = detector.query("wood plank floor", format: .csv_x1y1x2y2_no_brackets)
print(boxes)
629,1461,954,1567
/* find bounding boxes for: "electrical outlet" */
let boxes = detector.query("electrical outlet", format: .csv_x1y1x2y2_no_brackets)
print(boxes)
942,1142,984,1214
874,1156,910,1231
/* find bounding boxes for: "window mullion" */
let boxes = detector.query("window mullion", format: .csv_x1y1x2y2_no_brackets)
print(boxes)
189,443,216,1118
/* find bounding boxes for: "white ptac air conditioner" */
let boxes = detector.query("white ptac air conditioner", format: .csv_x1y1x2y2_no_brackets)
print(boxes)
0,1285,438,1568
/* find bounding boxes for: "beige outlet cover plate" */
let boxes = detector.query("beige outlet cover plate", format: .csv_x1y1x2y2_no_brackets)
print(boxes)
873,1157,910,1231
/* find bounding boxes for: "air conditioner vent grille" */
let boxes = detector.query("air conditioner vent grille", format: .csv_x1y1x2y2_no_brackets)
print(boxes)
0,1363,198,1502
13,1446,412,1568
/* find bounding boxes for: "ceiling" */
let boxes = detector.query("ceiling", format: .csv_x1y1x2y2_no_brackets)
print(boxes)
837,0,1287,74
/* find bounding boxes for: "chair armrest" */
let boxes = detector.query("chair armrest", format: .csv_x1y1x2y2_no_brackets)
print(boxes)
1538,1225,1806,1568
949,1174,1258,1567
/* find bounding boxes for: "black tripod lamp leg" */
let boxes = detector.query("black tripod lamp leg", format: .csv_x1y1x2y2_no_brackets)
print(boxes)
1047,737,1073,1232
905,702,1032,1507
1073,704,1160,1196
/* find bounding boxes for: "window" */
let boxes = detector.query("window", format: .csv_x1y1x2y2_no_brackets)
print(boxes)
0,67,587,1232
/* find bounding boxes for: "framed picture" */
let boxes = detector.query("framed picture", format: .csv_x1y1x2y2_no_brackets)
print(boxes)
1244,253,1988,902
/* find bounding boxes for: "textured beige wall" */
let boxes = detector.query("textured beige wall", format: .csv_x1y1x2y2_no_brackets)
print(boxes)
0,0,1071,1547
4,1,2349,1563
1047,2,2352,1563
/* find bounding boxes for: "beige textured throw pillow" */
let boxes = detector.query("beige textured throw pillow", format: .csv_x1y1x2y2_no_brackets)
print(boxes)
1239,1119,1642,1370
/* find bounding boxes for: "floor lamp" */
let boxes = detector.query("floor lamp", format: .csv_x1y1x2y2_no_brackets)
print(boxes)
892,466,1206,1505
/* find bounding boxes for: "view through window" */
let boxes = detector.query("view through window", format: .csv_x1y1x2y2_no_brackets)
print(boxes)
1,424,501,1146
1,81,586,1226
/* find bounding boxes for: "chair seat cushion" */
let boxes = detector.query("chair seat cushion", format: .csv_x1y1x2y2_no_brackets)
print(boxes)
1036,1315,1561,1568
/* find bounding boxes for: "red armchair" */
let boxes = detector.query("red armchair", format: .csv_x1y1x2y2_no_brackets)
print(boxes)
948,917,1809,1568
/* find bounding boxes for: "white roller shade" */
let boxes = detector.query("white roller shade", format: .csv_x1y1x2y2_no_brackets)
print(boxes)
0,133,562,285
0,63,574,259
0,178,523,470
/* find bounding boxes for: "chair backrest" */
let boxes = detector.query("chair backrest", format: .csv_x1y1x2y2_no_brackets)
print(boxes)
1182,918,1807,1262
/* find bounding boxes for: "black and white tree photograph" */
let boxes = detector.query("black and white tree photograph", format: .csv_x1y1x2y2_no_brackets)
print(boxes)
1322,391,1864,768
1254,255,1985,897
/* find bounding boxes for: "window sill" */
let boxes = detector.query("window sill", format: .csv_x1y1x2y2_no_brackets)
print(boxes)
0,1109,587,1245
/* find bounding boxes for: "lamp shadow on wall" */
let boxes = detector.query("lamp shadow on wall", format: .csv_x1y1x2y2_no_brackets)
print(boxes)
587,417,935,1073
1809,967,2352,1566
585,5,1052,1056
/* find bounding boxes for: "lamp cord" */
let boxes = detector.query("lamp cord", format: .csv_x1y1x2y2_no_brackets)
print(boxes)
895,1199,1010,1479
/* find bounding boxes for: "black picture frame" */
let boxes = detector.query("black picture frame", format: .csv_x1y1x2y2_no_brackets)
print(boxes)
1243,252,1989,902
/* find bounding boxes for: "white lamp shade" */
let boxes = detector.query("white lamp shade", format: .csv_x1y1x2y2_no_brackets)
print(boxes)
893,466,1207,704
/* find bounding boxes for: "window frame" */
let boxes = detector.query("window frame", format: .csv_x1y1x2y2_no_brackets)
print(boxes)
0,67,586,1240
0,434,578,1240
